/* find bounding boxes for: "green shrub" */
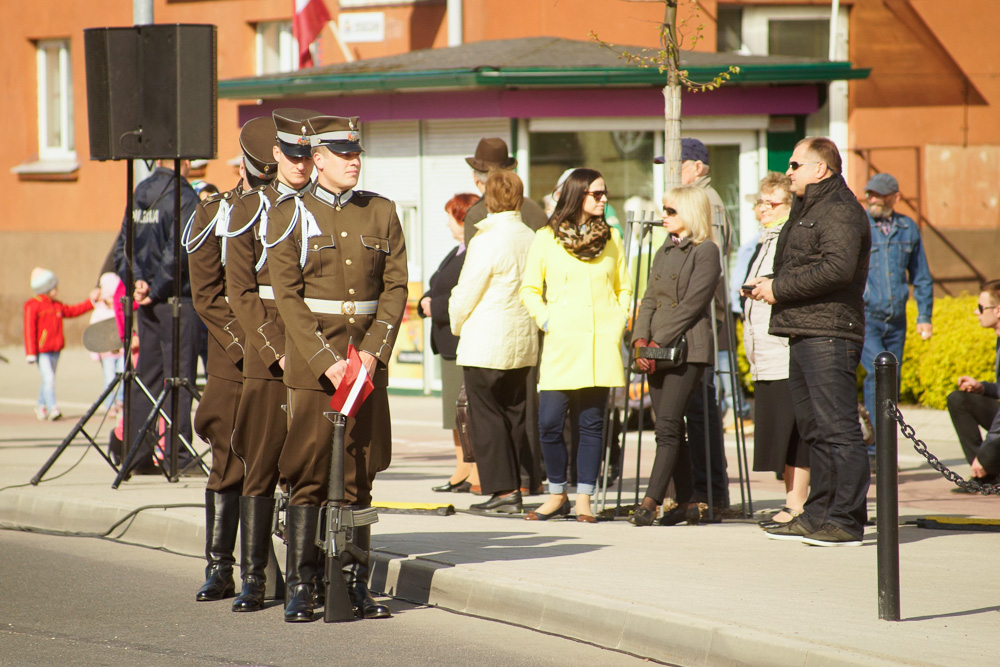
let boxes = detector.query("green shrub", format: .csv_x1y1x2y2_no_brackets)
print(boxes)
900,294,995,409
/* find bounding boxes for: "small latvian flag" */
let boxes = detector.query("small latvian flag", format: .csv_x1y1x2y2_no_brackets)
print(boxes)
329,344,374,417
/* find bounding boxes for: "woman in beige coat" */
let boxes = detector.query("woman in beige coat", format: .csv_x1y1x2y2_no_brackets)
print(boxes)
520,168,632,522
742,173,809,528
630,186,721,526
449,170,538,514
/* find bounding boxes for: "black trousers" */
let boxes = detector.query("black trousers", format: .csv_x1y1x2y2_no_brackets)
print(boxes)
463,365,530,495
520,362,544,490
644,363,707,504
946,390,1000,465
128,300,200,470
789,337,870,539
684,369,729,505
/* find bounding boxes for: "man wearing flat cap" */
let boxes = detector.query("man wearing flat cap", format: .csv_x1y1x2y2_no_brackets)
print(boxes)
184,117,278,604
223,108,319,613
859,171,933,465
268,114,406,623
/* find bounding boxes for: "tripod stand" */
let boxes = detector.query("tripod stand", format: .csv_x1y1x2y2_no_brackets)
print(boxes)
30,372,124,485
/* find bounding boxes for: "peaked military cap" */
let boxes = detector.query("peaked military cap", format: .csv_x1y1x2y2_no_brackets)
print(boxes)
240,117,278,180
308,115,364,155
273,108,321,158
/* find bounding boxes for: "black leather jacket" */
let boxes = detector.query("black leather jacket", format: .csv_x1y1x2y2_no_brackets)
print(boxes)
768,174,871,345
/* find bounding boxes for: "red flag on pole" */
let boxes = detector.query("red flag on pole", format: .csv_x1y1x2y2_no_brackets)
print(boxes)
329,344,374,418
293,0,331,69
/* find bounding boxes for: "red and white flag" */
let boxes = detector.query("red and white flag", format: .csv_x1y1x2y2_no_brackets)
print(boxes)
330,344,374,418
293,0,331,69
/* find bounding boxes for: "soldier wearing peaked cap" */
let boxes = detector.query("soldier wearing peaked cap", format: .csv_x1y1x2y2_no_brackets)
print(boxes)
183,118,278,603
223,109,320,613
268,114,407,623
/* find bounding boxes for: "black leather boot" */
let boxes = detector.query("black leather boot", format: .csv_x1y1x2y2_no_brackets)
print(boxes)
196,489,239,601
232,496,275,612
284,504,321,623
344,523,391,619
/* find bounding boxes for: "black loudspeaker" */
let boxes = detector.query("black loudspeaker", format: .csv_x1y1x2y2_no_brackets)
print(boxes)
84,24,217,161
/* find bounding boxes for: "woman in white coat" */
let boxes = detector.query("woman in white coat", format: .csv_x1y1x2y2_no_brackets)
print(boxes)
520,169,632,522
449,170,539,514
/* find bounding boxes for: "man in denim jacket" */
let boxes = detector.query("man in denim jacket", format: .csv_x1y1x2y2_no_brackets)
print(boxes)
859,173,933,459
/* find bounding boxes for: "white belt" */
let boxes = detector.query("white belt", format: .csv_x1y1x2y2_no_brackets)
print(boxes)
257,285,377,315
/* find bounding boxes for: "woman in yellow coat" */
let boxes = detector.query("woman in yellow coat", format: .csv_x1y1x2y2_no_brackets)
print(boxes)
519,169,632,522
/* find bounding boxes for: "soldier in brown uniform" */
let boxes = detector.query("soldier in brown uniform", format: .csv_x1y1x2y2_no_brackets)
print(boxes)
268,115,407,623
183,119,275,601
224,109,319,612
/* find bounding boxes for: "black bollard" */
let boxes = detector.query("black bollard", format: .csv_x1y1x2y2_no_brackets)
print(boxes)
874,351,900,621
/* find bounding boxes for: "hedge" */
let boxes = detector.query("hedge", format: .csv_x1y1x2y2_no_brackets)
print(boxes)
734,293,997,410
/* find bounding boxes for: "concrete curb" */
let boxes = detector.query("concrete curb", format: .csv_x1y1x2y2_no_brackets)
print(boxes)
369,551,920,667
0,488,204,558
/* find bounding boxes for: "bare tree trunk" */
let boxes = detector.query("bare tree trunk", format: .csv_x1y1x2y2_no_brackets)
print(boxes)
662,1,681,191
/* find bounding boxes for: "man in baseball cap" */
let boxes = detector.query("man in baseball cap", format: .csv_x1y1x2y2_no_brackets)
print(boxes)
859,172,933,467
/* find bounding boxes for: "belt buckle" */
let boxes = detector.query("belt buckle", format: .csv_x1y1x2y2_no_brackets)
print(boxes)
343,300,356,316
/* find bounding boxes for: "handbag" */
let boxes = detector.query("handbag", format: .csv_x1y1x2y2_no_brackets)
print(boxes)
455,383,475,462
635,334,687,371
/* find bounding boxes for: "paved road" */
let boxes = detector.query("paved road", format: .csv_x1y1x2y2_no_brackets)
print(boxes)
0,529,654,667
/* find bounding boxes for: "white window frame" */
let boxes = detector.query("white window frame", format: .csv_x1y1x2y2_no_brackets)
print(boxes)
739,5,848,60
36,39,75,161
739,5,850,180
255,20,298,75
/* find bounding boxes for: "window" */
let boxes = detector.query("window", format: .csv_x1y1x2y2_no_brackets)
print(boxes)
737,6,847,60
36,39,74,160
256,21,297,75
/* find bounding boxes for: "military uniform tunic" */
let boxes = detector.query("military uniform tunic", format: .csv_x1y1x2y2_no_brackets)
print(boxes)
186,184,246,492
267,183,407,506
225,180,298,497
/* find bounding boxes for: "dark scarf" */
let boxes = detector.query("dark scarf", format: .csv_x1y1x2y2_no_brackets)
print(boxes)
554,216,610,260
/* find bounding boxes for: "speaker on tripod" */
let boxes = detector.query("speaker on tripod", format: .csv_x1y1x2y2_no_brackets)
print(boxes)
31,24,218,488
84,24,217,161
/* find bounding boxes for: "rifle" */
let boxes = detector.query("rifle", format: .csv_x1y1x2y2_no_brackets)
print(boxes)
320,410,378,622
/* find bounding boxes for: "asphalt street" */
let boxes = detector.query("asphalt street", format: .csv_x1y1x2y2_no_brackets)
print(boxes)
0,529,655,667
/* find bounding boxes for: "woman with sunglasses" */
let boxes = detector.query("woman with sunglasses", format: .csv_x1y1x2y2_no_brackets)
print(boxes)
630,185,721,526
519,168,632,522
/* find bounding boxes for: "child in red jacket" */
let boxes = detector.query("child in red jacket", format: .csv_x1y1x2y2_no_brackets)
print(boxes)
24,267,94,420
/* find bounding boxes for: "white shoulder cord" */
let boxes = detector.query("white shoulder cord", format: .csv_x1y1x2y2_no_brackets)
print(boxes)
181,202,231,257
260,193,303,269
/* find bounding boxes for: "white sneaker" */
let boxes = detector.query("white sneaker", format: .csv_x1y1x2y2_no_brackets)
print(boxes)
48,408,63,421
34,406,47,421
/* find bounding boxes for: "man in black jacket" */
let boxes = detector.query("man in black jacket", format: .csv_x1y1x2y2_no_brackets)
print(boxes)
746,137,872,546
114,160,200,474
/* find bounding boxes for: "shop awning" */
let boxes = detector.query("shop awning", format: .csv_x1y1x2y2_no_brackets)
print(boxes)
219,36,870,100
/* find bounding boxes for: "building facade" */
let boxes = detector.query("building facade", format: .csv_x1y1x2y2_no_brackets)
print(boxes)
3,1,997,389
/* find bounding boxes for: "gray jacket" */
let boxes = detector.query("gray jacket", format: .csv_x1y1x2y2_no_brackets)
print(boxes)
633,237,721,365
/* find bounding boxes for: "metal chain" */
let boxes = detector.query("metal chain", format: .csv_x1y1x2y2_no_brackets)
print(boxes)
890,401,1000,495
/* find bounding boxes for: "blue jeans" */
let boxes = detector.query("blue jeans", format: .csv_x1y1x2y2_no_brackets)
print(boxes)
860,315,906,454
716,350,749,418
789,337,870,538
37,351,60,411
100,355,125,408
538,388,609,495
